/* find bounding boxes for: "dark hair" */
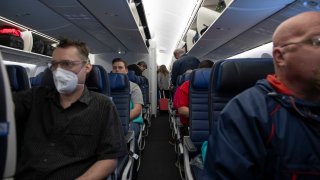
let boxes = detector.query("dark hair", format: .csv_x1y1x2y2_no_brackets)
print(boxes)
198,60,214,68
112,58,128,67
137,61,147,69
57,38,90,63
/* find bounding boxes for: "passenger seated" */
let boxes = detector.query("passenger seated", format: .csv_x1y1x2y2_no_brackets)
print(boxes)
111,58,144,139
127,61,148,76
204,12,320,179
12,38,127,179
173,60,214,135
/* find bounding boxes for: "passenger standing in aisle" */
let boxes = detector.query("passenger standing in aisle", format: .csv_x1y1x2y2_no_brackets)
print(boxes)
204,11,320,179
157,65,170,99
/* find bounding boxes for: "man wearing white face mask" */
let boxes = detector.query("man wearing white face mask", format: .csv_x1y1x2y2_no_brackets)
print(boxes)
13,39,127,179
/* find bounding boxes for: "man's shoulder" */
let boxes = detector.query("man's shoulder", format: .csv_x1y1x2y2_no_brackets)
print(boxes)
180,55,199,62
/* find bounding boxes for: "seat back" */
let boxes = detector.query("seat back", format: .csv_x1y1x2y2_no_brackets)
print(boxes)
137,76,149,105
142,76,150,104
1,61,17,178
127,70,137,83
108,73,130,134
177,71,192,87
189,68,212,149
38,65,110,96
208,58,274,131
5,65,30,91
85,65,110,96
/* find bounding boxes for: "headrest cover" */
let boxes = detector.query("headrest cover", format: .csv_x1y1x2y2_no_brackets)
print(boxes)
127,70,137,83
85,65,110,95
213,58,274,93
6,65,30,91
109,73,129,90
191,68,211,90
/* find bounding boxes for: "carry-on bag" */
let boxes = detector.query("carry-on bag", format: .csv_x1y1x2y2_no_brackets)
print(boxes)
159,90,169,111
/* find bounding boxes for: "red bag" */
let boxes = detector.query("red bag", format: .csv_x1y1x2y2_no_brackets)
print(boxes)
0,28,21,37
159,90,169,111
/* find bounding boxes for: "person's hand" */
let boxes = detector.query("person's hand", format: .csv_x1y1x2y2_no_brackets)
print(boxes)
169,84,174,90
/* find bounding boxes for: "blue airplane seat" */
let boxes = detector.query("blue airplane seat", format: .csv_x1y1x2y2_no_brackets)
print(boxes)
108,73,135,180
109,73,130,134
188,68,212,149
177,71,192,87
208,58,274,130
186,58,275,180
1,61,17,179
127,70,138,84
5,65,30,91
85,65,110,96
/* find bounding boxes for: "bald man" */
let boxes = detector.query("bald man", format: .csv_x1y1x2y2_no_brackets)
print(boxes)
204,12,320,179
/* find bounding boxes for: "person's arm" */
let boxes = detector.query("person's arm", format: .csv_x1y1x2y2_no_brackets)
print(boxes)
205,91,269,179
130,82,144,120
76,159,117,180
176,81,189,117
130,103,142,120
178,106,189,117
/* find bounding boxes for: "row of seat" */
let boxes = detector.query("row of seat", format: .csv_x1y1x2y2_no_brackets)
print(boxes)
4,64,152,180
169,58,275,179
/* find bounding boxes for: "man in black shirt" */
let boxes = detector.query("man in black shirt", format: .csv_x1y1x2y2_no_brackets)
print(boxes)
13,39,127,179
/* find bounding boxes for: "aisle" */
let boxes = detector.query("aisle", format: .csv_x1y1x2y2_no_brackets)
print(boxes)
137,112,180,180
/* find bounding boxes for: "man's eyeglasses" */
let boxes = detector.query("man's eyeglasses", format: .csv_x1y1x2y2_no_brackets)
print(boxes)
48,60,88,71
280,36,320,48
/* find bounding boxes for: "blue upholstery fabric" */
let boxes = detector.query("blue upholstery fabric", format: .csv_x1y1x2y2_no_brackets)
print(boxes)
109,73,130,134
39,65,111,97
138,76,149,105
177,72,192,87
189,68,212,150
190,58,275,180
208,58,274,132
6,65,30,91
85,65,110,96
127,70,137,83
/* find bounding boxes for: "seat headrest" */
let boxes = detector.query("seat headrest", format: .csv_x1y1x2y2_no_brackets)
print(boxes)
190,68,212,90
40,68,55,88
127,70,137,83
6,65,30,91
85,65,110,96
109,73,130,91
177,72,192,86
213,58,274,93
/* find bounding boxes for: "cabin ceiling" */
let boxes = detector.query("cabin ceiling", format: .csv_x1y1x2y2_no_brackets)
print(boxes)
188,0,320,60
0,0,149,54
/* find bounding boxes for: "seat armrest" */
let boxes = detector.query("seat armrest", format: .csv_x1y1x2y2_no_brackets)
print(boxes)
125,130,134,143
184,136,197,152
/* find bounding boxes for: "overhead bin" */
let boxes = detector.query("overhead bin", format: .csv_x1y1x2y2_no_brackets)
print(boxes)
196,7,220,37
186,0,297,60
186,29,196,51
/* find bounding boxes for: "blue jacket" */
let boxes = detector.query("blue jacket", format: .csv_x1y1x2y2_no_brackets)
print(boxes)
203,79,320,179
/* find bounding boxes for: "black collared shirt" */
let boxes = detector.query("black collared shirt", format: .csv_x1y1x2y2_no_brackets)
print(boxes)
13,86,127,180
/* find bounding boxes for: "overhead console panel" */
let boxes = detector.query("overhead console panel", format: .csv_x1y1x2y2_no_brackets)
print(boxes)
78,0,151,53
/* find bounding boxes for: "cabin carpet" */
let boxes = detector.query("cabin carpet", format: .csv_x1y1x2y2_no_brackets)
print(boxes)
137,111,181,180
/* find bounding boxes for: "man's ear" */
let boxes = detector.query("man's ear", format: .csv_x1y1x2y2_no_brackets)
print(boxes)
84,63,92,74
273,47,286,67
